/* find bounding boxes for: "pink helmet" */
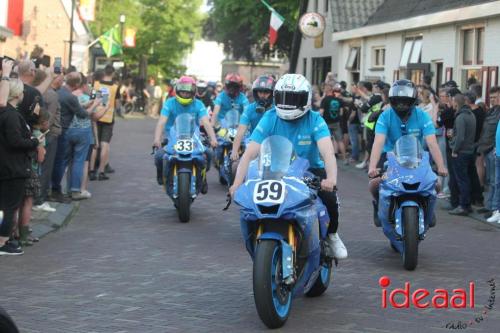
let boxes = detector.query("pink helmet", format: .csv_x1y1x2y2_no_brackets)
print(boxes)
175,76,196,105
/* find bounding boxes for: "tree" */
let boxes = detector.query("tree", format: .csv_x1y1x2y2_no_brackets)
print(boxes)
89,0,203,78
204,0,300,61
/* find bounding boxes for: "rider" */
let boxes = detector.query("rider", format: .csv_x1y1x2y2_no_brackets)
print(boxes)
229,74,348,260
368,80,448,205
210,73,249,128
230,75,276,161
153,76,218,191
195,80,214,111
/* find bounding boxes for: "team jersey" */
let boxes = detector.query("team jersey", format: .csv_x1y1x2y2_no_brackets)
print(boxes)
250,109,330,168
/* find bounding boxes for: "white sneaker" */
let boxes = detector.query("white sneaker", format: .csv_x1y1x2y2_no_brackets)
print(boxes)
80,190,92,199
33,202,56,212
487,210,500,223
327,233,348,259
355,160,367,169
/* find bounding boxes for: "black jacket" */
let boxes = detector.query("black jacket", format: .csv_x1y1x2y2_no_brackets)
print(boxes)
477,106,500,154
450,105,476,155
0,104,39,180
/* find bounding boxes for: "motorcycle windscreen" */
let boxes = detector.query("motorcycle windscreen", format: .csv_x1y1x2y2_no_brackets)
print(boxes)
394,135,422,168
175,113,196,140
259,135,294,180
224,109,240,129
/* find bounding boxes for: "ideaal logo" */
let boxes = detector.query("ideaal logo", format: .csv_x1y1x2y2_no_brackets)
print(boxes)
378,276,496,329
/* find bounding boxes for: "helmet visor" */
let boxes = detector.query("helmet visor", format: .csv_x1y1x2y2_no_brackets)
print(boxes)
389,85,416,98
177,83,194,92
275,91,308,110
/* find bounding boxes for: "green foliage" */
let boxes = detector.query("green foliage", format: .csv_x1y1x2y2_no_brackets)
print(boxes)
89,0,203,77
205,0,300,61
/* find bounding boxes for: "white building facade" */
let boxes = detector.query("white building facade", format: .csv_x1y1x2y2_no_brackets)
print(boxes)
332,0,500,100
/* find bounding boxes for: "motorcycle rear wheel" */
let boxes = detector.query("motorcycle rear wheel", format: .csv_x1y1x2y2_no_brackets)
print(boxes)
253,240,291,329
402,206,419,270
305,262,332,297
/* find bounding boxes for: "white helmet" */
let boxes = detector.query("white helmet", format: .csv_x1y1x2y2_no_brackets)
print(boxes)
274,74,312,120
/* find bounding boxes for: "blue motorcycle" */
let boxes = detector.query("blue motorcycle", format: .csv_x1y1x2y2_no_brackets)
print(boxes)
161,113,206,223
215,109,243,186
377,135,437,270
234,135,333,329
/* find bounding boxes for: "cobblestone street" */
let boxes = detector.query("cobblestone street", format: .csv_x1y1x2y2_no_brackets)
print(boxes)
1,118,499,333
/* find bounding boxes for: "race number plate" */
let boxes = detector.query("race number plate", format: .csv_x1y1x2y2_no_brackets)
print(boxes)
176,139,193,153
253,180,286,204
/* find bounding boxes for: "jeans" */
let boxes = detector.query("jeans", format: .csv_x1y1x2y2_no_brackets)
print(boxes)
51,130,69,193
309,168,339,234
36,133,59,204
451,153,474,209
66,128,91,192
492,156,500,211
348,123,360,161
485,151,496,210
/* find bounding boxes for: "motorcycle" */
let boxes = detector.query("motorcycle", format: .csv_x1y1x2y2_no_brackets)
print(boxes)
233,135,334,329
215,109,243,186
377,135,437,270
161,113,206,223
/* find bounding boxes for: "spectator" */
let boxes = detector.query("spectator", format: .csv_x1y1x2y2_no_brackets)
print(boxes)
354,81,376,169
90,64,120,181
470,83,484,106
464,90,485,206
51,72,91,202
347,83,363,163
0,70,40,255
320,83,347,163
435,87,453,198
145,77,162,118
448,94,476,216
478,87,500,217
69,73,103,200
89,65,120,180
33,73,63,211
418,87,435,116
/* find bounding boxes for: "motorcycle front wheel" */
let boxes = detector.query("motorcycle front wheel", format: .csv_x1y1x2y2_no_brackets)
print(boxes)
402,206,419,270
177,172,191,223
253,240,291,329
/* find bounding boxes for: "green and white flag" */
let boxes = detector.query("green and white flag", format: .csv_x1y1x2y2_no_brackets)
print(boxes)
99,25,123,58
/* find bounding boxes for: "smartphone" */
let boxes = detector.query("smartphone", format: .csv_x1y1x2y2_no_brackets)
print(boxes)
100,87,110,105
0,56,16,71
54,57,62,74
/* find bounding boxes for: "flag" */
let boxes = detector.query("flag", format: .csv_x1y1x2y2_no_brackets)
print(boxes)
79,0,96,21
99,25,123,58
260,0,284,48
0,0,24,36
124,28,136,48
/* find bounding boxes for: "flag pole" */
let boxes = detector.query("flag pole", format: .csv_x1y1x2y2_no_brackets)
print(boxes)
68,0,75,67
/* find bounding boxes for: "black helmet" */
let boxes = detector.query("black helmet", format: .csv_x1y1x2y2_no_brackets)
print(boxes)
389,80,417,119
252,75,276,109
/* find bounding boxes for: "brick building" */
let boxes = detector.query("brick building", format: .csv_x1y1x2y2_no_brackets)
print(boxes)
0,0,91,72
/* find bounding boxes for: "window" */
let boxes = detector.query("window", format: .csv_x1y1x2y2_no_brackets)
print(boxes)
461,26,484,66
324,0,329,12
303,58,307,77
372,47,385,68
314,0,318,12
399,37,422,68
311,56,332,85
346,47,360,71
477,27,484,65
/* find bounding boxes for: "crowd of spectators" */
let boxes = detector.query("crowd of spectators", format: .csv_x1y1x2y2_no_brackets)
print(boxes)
0,56,121,256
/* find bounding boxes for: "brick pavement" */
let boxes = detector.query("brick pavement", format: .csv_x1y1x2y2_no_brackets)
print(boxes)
0,118,499,333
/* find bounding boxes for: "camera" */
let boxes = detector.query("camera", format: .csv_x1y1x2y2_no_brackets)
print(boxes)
90,89,102,100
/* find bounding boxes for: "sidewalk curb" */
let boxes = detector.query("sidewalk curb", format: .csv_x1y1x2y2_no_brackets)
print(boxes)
31,202,80,239
338,162,500,229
